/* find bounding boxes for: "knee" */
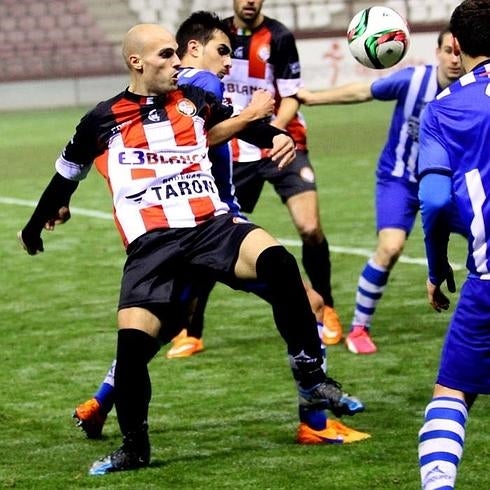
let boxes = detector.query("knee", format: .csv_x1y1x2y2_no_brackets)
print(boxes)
256,246,300,282
298,226,324,246
375,242,404,269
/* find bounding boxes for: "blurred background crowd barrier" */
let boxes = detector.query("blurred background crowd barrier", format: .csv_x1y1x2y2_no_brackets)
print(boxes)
0,0,460,109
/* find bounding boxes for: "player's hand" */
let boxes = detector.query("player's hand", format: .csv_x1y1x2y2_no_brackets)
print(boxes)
241,89,275,121
44,206,71,231
426,266,456,312
269,134,296,169
17,229,44,256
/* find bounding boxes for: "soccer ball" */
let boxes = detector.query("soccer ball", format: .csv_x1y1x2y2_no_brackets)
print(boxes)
347,6,410,69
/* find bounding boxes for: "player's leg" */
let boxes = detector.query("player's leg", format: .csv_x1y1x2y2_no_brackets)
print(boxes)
284,190,330,303
346,227,405,354
73,360,116,438
233,228,358,417
235,155,342,344
418,386,469,490
284,190,342,345
251,280,367,442
90,231,184,475
419,279,490,488
89,307,161,475
267,151,343,345
346,179,418,354
166,279,214,359
296,321,369,444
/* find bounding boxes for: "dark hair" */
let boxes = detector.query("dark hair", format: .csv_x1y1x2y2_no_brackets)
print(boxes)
450,0,490,57
176,11,232,58
437,26,451,48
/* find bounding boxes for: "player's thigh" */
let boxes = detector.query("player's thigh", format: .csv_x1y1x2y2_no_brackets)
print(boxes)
119,231,183,311
285,190,321,232
268,150,317,206
118,307,161,337
234,228,281,279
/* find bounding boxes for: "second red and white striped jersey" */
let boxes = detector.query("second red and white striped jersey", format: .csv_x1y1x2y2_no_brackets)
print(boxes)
222,16,308,162
55,86,232,248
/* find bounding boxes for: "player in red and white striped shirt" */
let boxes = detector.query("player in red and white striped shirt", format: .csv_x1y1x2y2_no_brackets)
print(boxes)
18,23,360,475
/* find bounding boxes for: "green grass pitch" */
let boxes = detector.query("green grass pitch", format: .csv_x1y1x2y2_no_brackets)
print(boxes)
0,101,487,489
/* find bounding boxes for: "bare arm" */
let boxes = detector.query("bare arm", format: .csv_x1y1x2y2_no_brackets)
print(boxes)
271,96,300,130
296,82,373,106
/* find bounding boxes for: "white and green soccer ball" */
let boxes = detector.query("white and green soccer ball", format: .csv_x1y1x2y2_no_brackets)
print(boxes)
347,6,410,69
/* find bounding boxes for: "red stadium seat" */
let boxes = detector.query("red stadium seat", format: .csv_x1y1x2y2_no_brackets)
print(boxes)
0,0,126,82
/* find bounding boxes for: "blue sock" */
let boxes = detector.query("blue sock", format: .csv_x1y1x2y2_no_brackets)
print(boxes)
93,360,116,414
419,396,467,490
297,322,328,430
299,405,327,430
94,383,115,414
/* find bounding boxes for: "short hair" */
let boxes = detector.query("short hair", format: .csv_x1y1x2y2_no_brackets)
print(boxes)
437,26,451,48
176,11,232,58
450,0,490,57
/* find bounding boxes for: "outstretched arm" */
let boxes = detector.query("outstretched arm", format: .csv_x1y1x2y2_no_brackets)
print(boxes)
207,89,275,146
18,173,79,255
207,89,296,169
296,82,373,106
271,95,299,130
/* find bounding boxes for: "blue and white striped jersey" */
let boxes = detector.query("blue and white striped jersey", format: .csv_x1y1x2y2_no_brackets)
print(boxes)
177,68,243,217
372,64,439,183
419,61,490,279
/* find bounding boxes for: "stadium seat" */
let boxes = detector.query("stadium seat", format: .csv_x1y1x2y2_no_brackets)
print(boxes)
401,0,461,23
127,0,181,31
0,0,124,82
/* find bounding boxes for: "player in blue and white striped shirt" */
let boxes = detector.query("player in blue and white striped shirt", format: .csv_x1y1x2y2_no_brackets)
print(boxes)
417,1,490,487
297,28,463,354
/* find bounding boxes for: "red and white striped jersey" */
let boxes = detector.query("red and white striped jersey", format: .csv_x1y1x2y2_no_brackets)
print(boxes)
223,16,308,162
55,86,232,248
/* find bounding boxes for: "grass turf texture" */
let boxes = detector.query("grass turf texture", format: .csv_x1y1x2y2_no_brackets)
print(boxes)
1,102,487,489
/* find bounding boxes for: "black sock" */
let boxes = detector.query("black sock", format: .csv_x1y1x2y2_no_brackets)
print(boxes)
302,238,333,307
255,246,321,360
114,329,160,438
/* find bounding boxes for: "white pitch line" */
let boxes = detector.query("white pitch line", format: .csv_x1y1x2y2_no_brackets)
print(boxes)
2,196,465,270
1,196,113,220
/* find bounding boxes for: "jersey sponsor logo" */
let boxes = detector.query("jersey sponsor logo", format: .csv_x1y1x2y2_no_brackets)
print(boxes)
125,174,217,203
224,82,263,95
406,115,421,142
234,46,245,59
118,150,207,165
256,44,270,63
422,466,451,488
110,119,133,135
148,109,160,122
176,98,197,117
289,61,300,75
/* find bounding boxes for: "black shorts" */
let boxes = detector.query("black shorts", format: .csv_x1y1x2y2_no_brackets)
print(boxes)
233,150,317,213
118,214,259,313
